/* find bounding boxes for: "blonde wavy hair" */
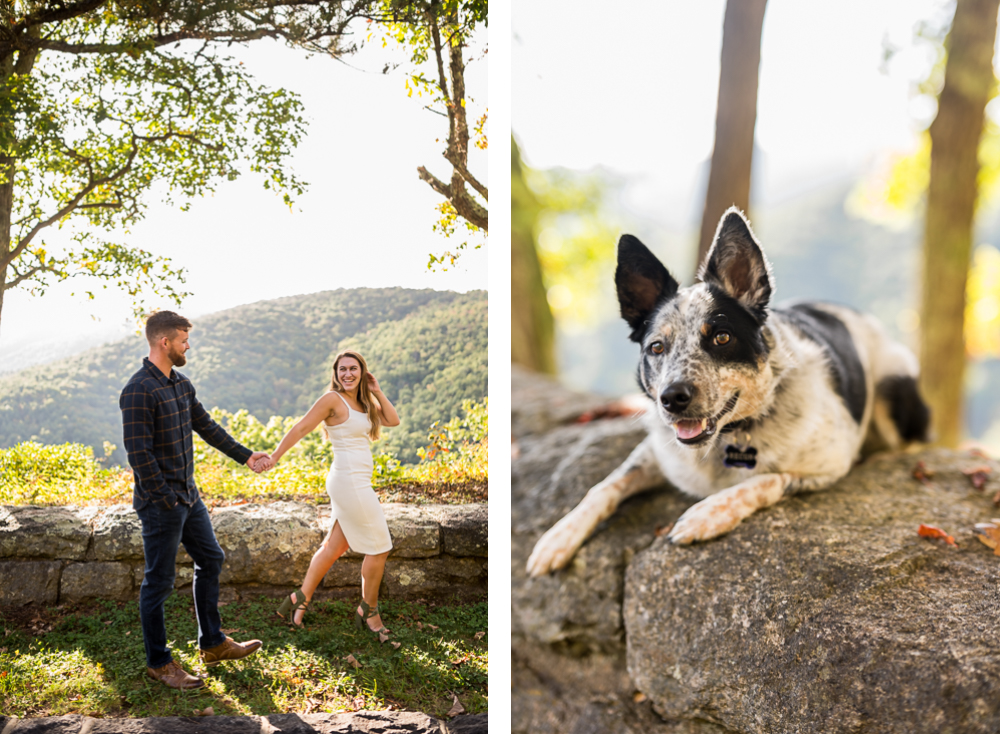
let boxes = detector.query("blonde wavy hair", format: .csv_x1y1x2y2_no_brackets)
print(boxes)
328,350,382,441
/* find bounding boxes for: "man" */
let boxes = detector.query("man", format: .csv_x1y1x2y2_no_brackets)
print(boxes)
120,310,270,690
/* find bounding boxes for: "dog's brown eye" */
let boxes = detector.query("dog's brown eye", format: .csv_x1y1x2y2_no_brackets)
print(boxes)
714,332,731,346
650,341,664,355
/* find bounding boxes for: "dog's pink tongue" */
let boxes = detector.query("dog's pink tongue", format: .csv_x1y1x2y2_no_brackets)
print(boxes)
674,420,704,440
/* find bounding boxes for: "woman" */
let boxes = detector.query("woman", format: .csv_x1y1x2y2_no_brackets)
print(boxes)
264,350,400,634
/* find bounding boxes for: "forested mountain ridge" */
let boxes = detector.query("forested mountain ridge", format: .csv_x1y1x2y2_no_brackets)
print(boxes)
0,288,487,465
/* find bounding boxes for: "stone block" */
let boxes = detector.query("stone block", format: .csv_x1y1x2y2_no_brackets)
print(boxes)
213,502,322,585
61,561,133,602
383,556,485,598
384,504,440,558
428,504,487,557
0,505,92,560
0,559,61,605
90,505,144,561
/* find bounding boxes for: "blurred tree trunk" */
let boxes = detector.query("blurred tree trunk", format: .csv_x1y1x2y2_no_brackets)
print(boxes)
511,137,556,374
696,0,768,270
920,0,1000,447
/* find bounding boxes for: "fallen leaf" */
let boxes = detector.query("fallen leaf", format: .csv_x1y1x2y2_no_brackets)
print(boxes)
963,466,992,491
416,622,424,631
390,641,401,649
446,693,465,717
379,631,390,643
201,707,214,716
345,654,360,669
918,523,958,548
451,655,470,667
427,624,439,631
473,631,485,640
633,692,648,703
913,461,935,485
654,523,674,538
973,521,1000,556
125,631,131,636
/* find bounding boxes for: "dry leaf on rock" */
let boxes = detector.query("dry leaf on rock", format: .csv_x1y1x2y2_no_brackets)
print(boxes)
913,461,935,485
345,654,360,669
973,520,1000,556
962,466,992,491
447,693,466,717
918,523,958,547
654,523,674,538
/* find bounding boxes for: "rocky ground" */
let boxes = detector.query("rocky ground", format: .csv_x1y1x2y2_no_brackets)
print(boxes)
0,712,487,733
511,366,1000,734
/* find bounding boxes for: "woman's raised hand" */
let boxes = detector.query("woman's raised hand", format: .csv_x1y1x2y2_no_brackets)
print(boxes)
366,372,382,393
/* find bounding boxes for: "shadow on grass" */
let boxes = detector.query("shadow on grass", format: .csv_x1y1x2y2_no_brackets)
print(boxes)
0,594,487,719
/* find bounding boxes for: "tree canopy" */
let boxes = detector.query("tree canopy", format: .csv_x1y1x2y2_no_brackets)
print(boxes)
0,0,425,337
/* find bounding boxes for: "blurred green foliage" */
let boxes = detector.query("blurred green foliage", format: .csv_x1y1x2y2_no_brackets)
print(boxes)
0,398,488,506
0,287,486,466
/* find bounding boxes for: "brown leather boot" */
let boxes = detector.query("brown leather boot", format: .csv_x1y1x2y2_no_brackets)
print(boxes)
146,660,205,689
200,636,263,667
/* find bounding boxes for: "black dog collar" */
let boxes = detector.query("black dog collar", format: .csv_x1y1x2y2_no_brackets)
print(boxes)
722,424,757,469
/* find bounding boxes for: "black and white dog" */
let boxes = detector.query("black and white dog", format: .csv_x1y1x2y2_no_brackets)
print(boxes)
526,208,930,576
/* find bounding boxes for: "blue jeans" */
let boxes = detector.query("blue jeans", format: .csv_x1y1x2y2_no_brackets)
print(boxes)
135,497,226,668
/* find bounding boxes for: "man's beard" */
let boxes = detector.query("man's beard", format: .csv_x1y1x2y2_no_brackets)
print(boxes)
167,346,187,367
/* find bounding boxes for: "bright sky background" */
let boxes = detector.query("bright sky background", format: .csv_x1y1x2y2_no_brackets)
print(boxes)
0,25,488,360
513,0,947,228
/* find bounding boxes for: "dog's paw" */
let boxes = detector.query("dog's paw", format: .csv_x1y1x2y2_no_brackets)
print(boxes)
526,515,589,577
667,493,748,545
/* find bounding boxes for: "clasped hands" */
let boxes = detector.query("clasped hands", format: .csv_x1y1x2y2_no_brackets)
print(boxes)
247,452,276,474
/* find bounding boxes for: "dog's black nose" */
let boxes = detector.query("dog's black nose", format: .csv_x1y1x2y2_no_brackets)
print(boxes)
661,382,695,412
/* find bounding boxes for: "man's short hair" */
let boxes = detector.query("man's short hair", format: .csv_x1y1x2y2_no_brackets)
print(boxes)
145,311,192,345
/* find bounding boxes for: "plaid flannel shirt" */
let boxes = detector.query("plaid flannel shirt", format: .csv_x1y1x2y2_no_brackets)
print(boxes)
120,357,253,510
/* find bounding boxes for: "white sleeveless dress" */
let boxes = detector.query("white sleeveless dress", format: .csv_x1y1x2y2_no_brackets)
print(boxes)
324,393,393,555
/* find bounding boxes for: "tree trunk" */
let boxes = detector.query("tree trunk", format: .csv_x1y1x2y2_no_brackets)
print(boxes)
696,0,768,271
920,0,1000,447
0,53,15,341
511,136,556,374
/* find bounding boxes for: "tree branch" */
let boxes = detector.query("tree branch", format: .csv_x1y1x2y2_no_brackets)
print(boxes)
417,165,451,198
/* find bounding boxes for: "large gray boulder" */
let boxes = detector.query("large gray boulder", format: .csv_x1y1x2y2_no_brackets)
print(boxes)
626,448,1000,734
511,368,1000,734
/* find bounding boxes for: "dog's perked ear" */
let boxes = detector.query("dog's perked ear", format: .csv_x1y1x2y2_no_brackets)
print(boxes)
615,235,680,342
699,208,773,321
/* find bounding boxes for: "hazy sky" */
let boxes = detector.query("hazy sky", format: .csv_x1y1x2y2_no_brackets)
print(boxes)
0,27,488,352
513,0,947,227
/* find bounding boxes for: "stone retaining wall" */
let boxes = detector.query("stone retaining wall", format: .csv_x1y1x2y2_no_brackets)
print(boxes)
0,502,487,605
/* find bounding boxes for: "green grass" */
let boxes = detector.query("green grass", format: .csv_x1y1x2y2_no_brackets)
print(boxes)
0,595,487,719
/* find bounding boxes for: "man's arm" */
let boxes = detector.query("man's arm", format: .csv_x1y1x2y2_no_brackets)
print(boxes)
188,389,269,470
120,381,173,507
